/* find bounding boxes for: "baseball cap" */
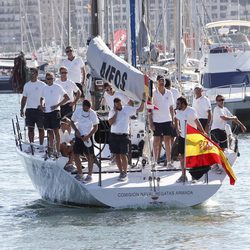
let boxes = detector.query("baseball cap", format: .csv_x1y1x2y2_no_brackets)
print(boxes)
194,84,203,89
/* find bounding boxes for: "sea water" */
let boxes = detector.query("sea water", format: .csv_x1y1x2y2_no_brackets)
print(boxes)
0,94,250,250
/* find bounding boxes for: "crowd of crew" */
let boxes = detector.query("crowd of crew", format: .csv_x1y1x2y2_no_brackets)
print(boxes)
20,46,247,184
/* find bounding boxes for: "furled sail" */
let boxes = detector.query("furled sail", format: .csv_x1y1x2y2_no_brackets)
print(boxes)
87,36,148,102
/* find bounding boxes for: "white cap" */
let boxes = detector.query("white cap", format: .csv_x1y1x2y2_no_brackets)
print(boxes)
194,84,203,89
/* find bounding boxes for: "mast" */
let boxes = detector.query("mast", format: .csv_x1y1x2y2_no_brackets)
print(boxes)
176,0,182,82
68,0,71,45
162,1,167,58
126,0,132,64
91,0,99,37
130,0,136,67
19,0,24,51
37,0,43,52
109,0,114,52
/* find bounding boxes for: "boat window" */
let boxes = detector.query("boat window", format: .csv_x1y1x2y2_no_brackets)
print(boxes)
202,71,250,88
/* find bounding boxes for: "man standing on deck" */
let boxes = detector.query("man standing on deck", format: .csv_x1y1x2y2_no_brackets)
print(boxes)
175,96,206,183
149,75,175,168
41,72,69,157
192,84,212,133
20,68,46,150
211,95,246,151
71,99,99,182
55,66,81,118
61,46,85,99
108,96,145,181
103,82,133,109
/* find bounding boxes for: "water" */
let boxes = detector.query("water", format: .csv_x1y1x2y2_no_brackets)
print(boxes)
0,94,250,250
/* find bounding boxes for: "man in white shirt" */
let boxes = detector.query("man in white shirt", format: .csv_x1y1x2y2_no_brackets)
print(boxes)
55,66,81,118
59,117,75,170
61,46,85,99
71,99,99,182
211,95,246,150
149,75,175,168
175,96,205,183
165,78,181,109
41,72,69,157
192,84,212,133
103,82,133,109
20,68,46,146
108,96,145,181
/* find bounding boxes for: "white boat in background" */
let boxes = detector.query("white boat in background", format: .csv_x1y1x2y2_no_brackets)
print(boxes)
199,20,250,128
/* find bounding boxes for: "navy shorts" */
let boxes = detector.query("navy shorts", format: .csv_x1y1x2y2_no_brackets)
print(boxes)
76,83,85,98
25,108,44,129
109,133,129,154
177,136,185,155
199,118,208,130
153,121,173,136
44,110,61,130
211,129,227,149
61,103,73,119
73,136,94,155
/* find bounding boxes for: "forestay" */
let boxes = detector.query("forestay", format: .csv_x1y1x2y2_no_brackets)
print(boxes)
87,36,147,102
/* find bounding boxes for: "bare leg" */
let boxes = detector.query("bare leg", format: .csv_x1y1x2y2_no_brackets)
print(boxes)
38,128,44,145
54,128,60,153
74,153,83,175
47,130,54,155
28,126,35,143
86,154,94,176
120,154,128,173
115,154,123,173
153,136,161,162
163,135,172,162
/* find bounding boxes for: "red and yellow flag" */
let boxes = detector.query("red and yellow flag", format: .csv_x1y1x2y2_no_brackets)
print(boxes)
185,124,236,185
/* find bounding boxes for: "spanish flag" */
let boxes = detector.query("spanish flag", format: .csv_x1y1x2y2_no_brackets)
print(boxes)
185,124,236,185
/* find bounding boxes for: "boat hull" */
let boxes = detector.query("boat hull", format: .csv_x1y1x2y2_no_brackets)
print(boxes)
18,148,231,208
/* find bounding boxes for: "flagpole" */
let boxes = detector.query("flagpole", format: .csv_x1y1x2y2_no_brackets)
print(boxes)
183,120,187,183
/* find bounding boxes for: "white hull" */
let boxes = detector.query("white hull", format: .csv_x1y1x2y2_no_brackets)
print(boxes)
17,146,237,208
199,20,250,128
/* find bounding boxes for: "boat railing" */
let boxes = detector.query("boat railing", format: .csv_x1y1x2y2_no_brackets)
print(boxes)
206,82,248,101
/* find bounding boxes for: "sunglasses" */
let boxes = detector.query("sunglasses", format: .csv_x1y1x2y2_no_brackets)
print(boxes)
217,99,225,102
66,50,73,53
61,72,68,74
46,77,53,80
105,88,112,92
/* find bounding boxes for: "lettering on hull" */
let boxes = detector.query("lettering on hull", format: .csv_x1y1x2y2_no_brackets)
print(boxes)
117,190,193,198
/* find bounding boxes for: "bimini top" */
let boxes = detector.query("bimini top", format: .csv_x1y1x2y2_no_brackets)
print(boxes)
206,20,250,29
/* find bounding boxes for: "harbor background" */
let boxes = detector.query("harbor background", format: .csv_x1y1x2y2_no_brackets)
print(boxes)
0,93,250,250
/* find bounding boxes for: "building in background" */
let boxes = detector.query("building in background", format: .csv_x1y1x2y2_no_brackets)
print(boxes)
1,0,250,57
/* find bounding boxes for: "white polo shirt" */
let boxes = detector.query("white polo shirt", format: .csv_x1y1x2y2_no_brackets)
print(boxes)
71,107,99,136
211,106,232,131
55,79,80,103
192,96,211,119
22,80,46,109
170,87,181,109
176,106,198,138
42,84,67,113
61,57,84,83
108,106,137,134
104,91,130,109
152,89,174,123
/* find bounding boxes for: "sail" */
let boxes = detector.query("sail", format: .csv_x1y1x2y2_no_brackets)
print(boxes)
87,36,148,101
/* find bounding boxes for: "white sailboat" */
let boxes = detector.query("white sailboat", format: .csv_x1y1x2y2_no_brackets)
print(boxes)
14,36,239,208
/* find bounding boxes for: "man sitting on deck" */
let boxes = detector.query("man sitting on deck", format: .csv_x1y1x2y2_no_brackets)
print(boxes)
71,99,99,182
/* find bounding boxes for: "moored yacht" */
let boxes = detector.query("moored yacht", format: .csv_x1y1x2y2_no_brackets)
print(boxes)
199,20,250,129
